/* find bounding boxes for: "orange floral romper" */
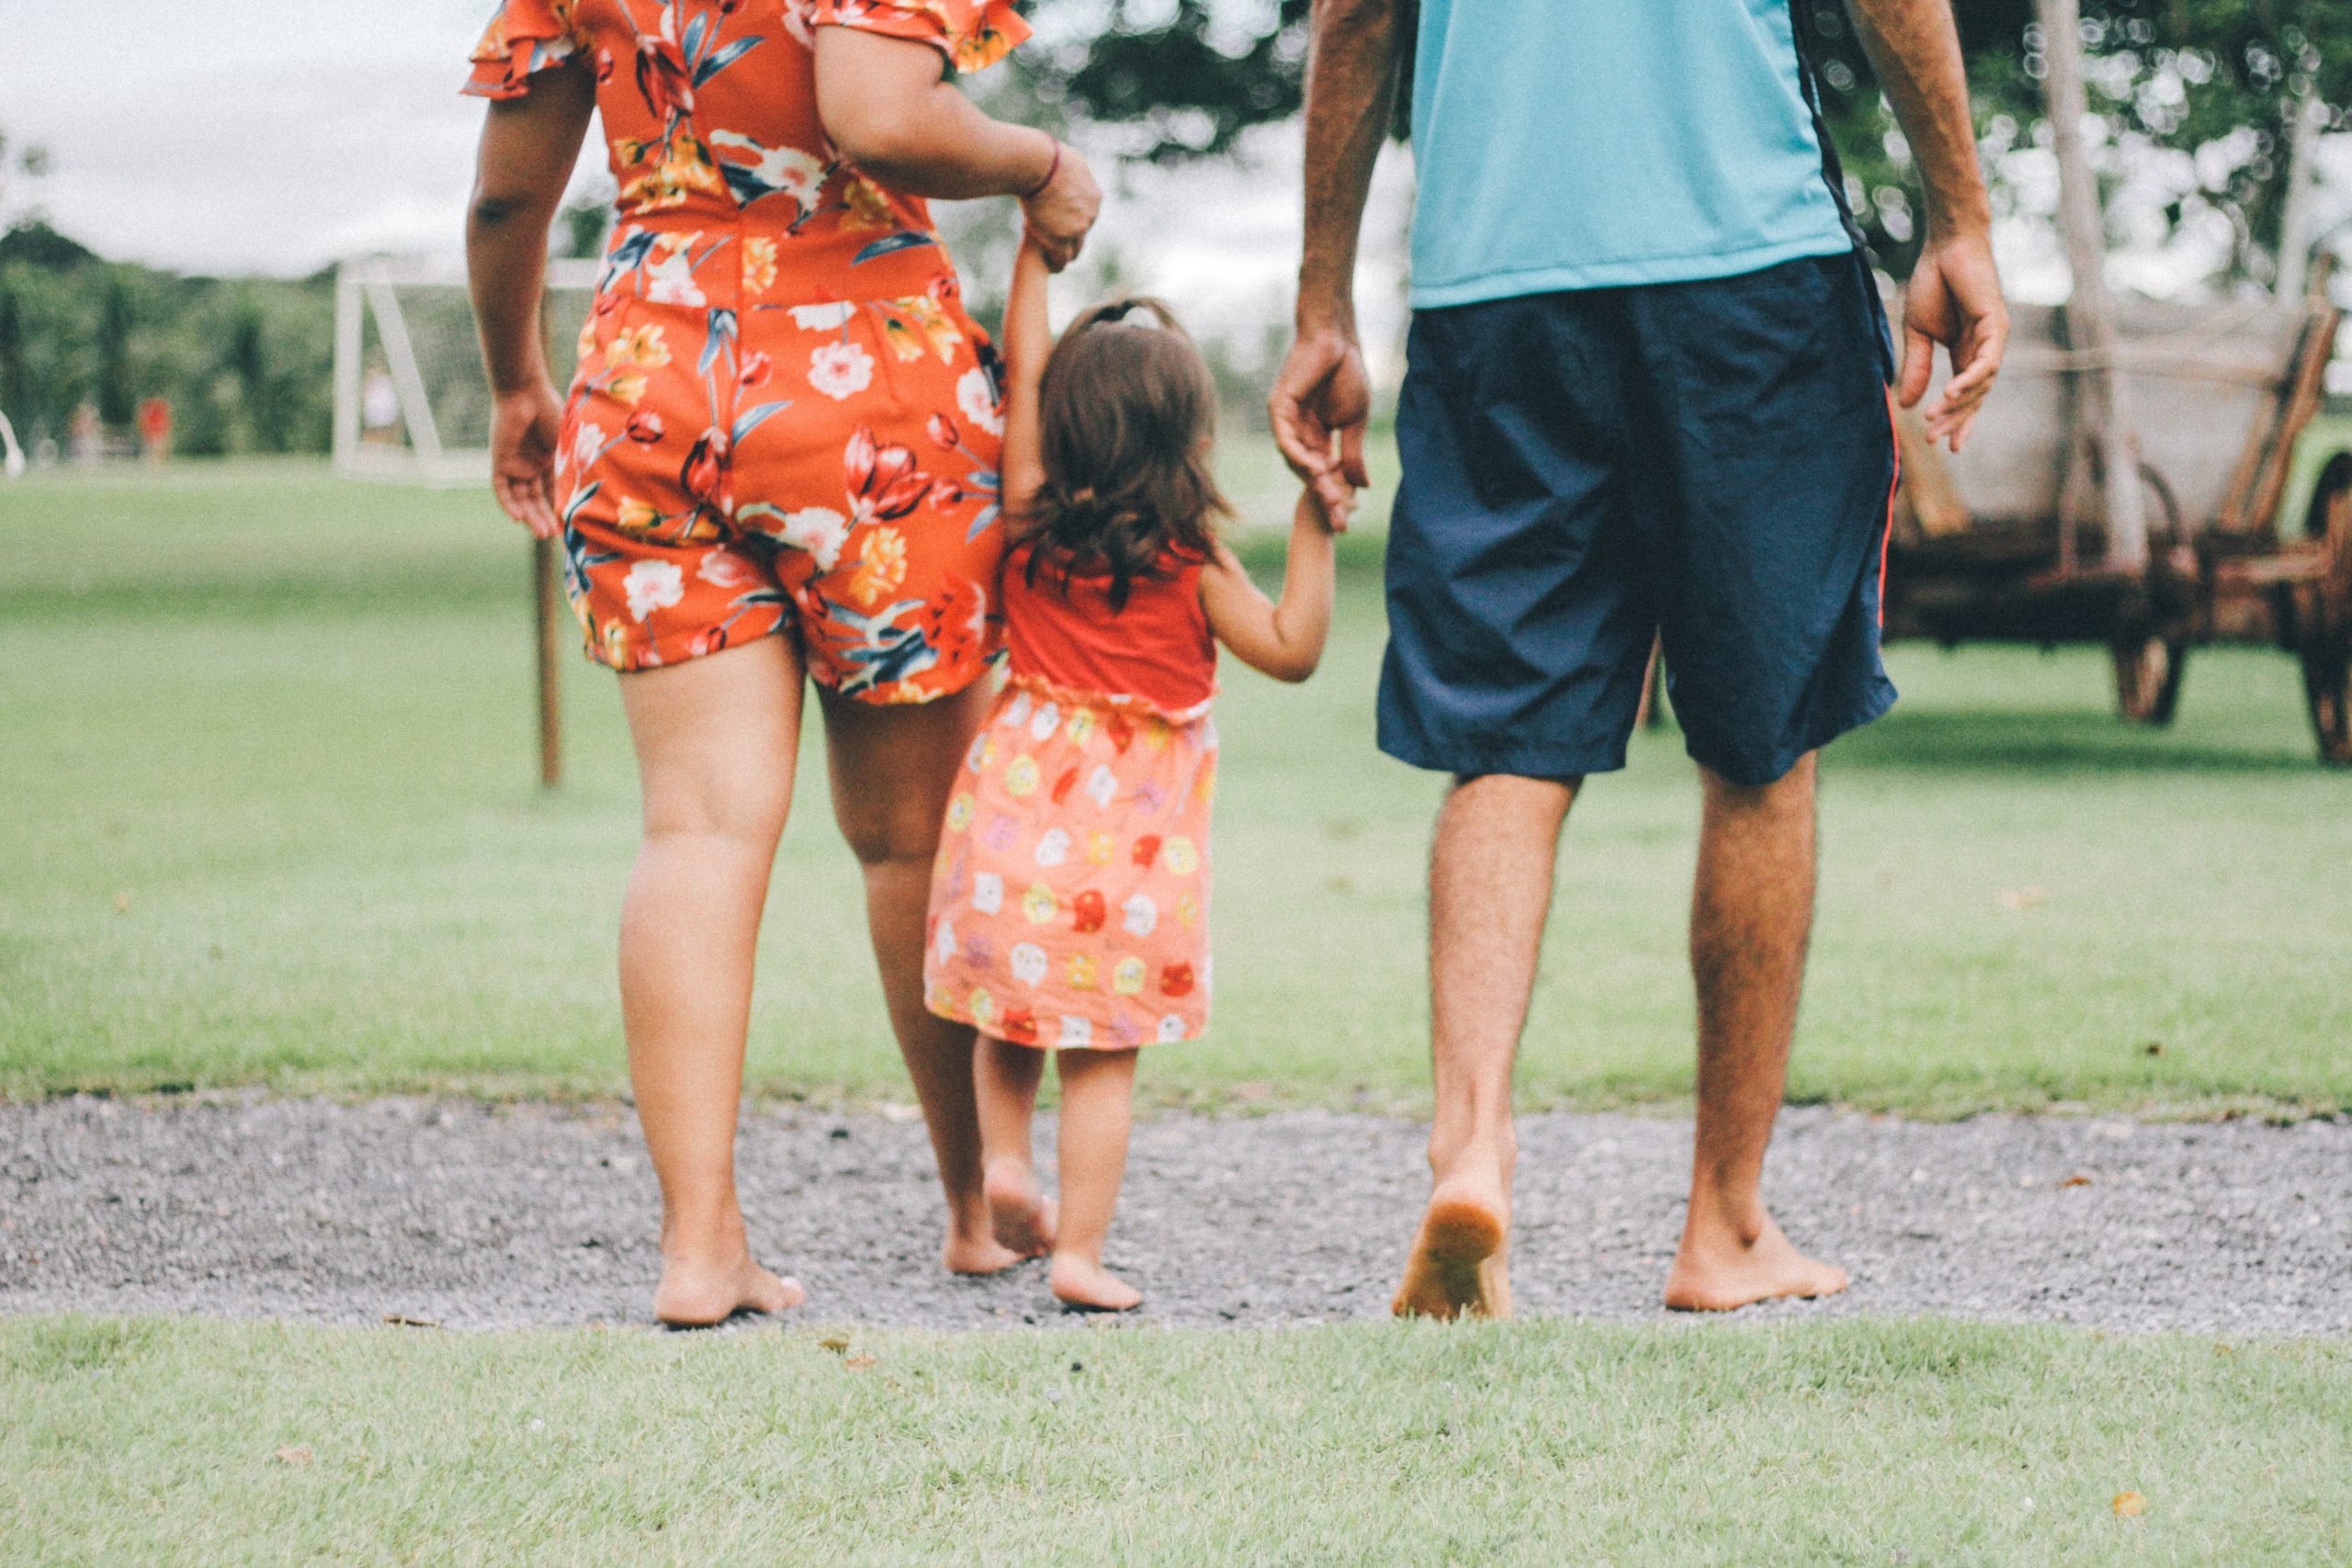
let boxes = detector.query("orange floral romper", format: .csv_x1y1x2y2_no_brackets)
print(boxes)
466,0,1027,699
924,548,1220,1050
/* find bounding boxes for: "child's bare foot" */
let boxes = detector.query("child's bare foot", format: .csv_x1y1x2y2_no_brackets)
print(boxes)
942,1229,1026,1276
1663,1212,1848,1313
653,1251,805,1328
1393,1173,1512,1321
1049,1256,1142,1313
983,1159,1057,1258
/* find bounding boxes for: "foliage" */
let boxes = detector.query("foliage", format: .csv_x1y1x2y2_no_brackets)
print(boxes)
0,233,334,456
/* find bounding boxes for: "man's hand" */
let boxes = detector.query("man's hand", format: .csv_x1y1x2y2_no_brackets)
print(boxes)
1019,141,1102,274
490,381,564,539
1898,228,2007,453
1271,327,1372,527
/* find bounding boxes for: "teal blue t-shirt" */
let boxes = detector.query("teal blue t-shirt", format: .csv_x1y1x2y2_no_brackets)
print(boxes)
1408,0,1856,308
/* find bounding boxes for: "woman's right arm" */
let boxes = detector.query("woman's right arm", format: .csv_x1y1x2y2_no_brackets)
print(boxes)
811,28,1100,270
466,66,595,537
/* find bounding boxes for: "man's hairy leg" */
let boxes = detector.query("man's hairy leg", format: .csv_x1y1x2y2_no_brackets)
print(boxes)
1396,773,1576,1320
1665,754,1849,1311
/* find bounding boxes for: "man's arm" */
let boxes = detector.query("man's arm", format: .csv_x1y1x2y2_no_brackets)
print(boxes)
1270,0,1408,517
1846,0,2008,450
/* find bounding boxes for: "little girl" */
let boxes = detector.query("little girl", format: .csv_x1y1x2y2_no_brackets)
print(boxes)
922,239,1339,1312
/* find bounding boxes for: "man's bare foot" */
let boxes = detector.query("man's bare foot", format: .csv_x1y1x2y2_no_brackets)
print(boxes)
653,1252,806,1328
982,1159,1057,1258
1049,1257,1142,1313
1663,1213,1848,1312
1393,1177,1512,1321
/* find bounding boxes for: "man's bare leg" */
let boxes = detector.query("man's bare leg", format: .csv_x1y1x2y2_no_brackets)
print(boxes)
1665,753,1849,1311
1395,773,1577,1320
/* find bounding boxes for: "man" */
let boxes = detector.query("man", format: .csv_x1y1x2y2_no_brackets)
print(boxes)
1273,0,2007,1316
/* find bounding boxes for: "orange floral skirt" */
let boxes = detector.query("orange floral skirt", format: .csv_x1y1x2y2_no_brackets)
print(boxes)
923,675,1216,1049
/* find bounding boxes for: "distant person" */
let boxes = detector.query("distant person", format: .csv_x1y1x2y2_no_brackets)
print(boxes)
67,402,100,464
464,0,1100,1327
136,396,173,463
359,366,402,446
923,240,1338,1312
1273,0,2008,1316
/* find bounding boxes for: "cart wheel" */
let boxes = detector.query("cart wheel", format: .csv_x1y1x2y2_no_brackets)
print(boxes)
2301,455,2352,767
2112,633,2188,727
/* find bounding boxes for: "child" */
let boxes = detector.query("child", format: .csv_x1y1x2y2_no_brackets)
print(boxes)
922,239,1340,1312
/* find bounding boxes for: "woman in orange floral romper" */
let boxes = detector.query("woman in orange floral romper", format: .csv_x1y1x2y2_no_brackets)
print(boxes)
465,0,1101,1325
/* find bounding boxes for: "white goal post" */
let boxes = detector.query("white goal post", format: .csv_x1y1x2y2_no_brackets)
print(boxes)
333,254,598,788
332,255,601,487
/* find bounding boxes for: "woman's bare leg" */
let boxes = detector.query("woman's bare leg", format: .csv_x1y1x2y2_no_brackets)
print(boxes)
974,1034,1056,1257
617,637,808,1326
818,683,1019,1275
1048,1047,1142,1312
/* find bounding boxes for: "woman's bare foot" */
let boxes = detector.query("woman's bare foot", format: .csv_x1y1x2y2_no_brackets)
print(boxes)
1393,1174,1513,1321
982,1159,1057,1258
1663,1212,1848,1312
1049,1256,1142,1313
653,1252,806,1328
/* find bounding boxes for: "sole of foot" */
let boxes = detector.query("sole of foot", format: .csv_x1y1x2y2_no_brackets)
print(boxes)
982,1162,1057,1259
1662,1218,1849,1313
1393,1195,1511,1321
653,1256,806,1329
1049,1258,1143,1314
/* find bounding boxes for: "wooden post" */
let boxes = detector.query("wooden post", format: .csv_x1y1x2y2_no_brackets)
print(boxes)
534,534,565,789
2037,0,2147,571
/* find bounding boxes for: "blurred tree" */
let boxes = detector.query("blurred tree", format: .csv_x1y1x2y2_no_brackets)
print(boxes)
95,273,135,428
1029,0,2352,281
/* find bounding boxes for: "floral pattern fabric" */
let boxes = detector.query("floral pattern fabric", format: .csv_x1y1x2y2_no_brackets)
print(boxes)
467,0,1025,694
924,679,1217,1049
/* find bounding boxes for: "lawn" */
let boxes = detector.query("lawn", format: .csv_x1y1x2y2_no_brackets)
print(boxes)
2,459,2348,1112
5,1313,2347,1564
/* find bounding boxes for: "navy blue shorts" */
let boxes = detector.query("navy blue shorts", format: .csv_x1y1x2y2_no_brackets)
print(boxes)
1379,249,1900,789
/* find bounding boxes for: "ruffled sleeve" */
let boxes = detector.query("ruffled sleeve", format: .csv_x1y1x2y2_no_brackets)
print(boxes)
801,0,1030,75
462,0,588,99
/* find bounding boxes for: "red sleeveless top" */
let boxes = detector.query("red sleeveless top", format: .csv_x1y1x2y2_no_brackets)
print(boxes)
1001,544,1217,718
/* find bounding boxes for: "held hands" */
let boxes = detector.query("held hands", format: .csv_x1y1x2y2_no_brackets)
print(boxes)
1900,227,2007,453
490,380,564,539
1020,137,1102,274
1271,326,1371,531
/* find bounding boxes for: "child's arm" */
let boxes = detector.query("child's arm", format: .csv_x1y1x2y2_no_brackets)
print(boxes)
998,237,1054,521
1199,491,1339,683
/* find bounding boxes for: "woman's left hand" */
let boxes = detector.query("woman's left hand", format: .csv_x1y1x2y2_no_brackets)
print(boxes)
490,381,565,539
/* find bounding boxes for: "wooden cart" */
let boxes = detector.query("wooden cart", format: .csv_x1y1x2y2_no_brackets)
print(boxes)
1884,265,2352,765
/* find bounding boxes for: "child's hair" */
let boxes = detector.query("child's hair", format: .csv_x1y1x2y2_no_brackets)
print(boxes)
1022,297,1232,611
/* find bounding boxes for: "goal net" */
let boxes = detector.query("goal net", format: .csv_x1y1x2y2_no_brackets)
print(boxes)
332,256,600,487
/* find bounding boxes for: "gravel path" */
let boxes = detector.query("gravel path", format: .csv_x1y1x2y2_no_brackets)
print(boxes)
3,1097,2346,1335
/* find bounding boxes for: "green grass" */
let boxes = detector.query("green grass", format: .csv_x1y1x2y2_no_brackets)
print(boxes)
3,460,2347,1111
4,1314,2346,1564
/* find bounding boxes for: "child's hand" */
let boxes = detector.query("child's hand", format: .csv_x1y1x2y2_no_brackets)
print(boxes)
1301,486,1351,536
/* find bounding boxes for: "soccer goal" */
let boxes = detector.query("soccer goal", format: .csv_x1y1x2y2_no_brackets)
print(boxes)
332,255,601,487
334,254,600,789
